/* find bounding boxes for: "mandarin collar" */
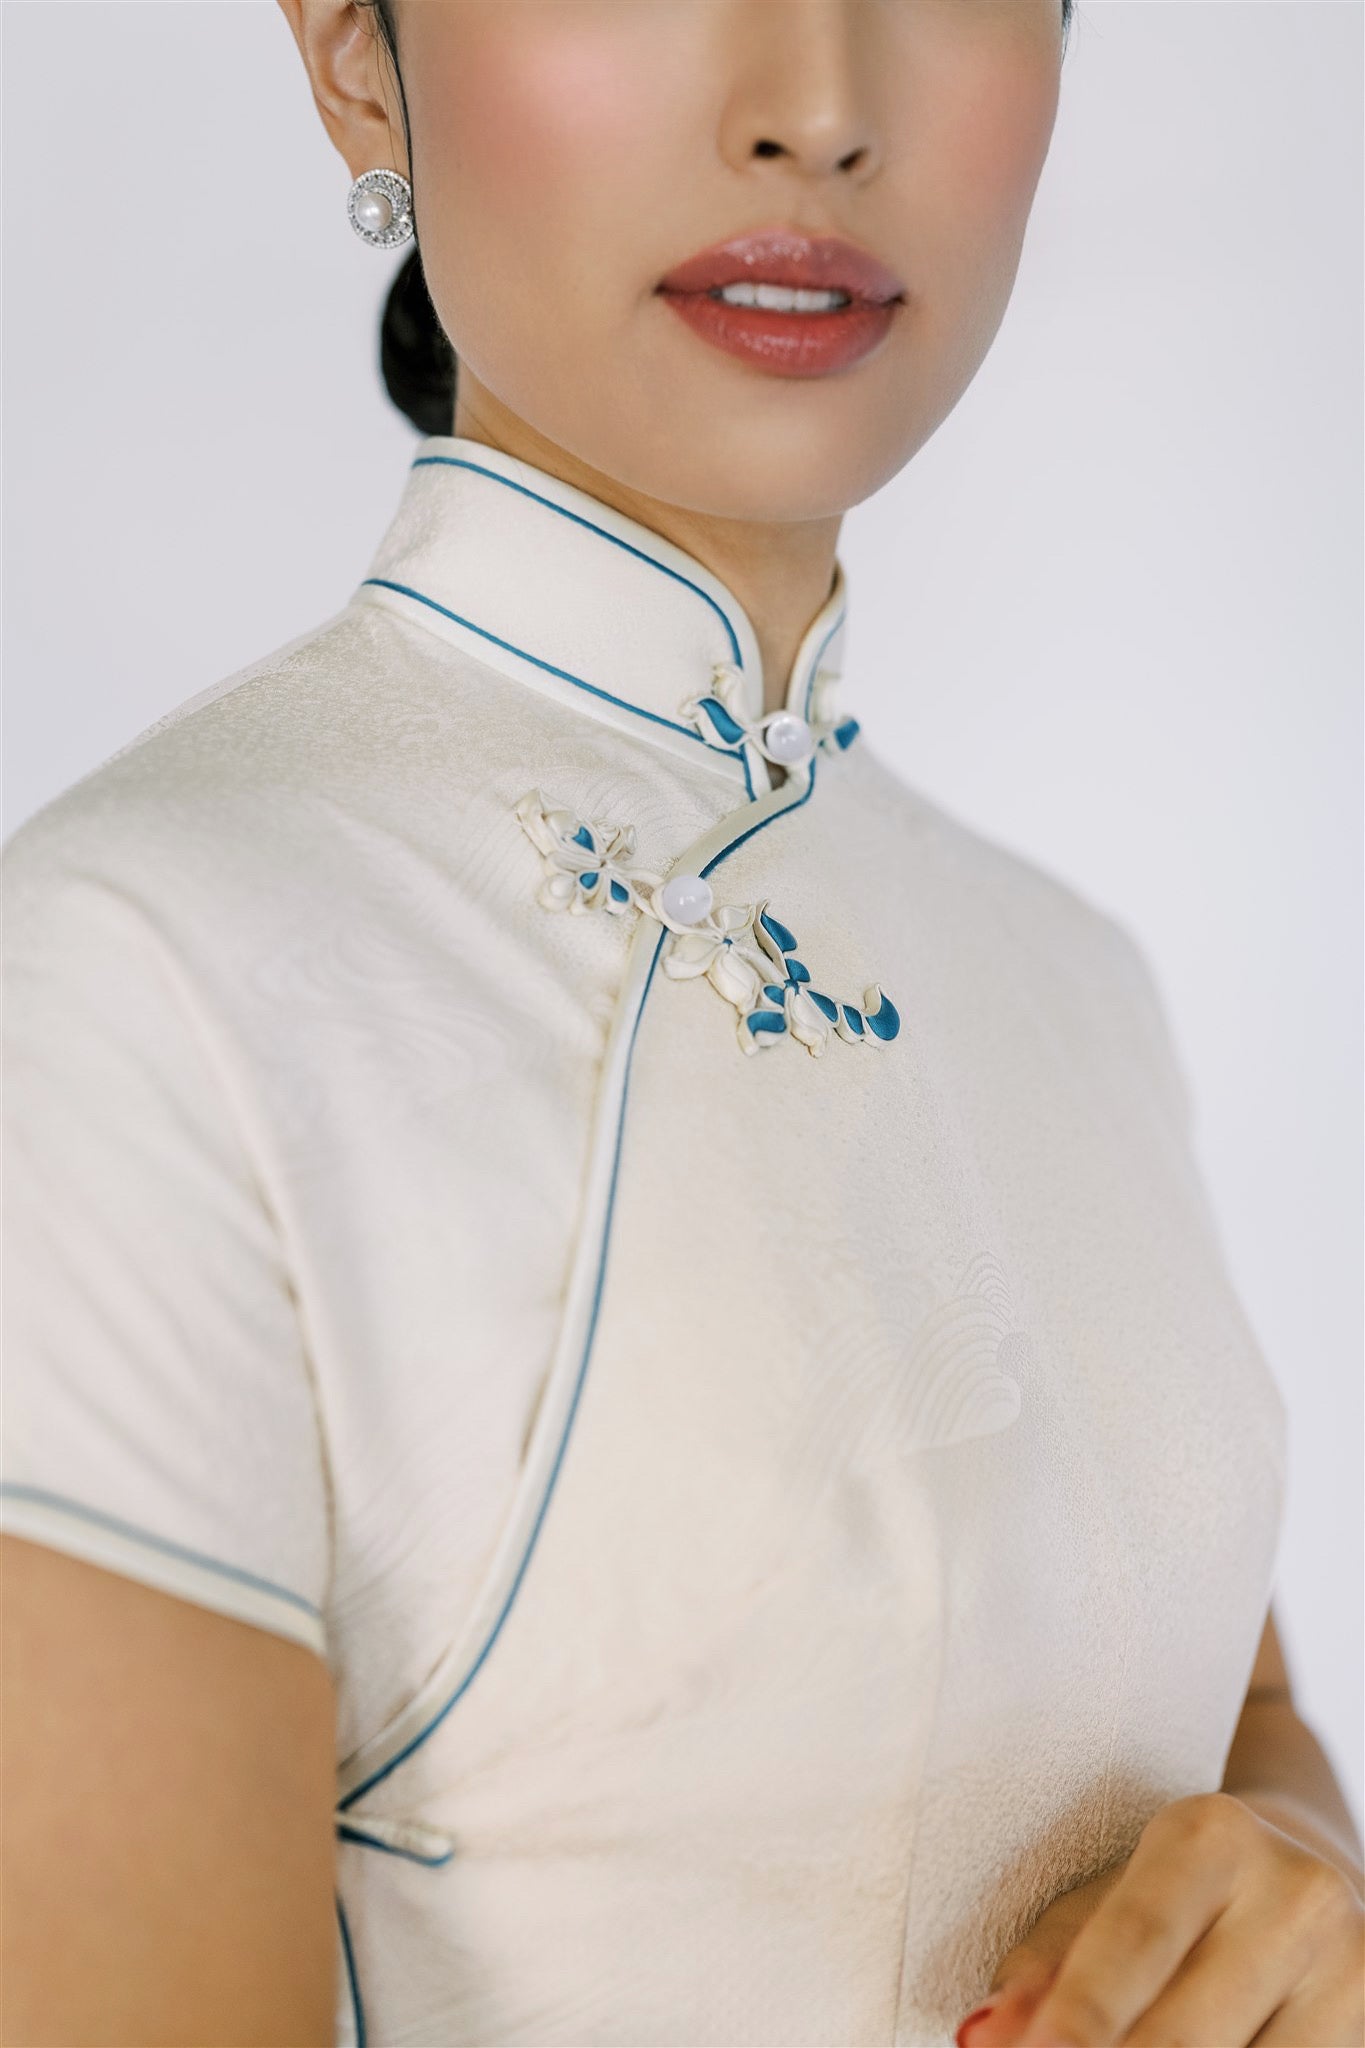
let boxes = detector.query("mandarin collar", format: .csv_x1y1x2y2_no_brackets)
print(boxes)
351,435,854,796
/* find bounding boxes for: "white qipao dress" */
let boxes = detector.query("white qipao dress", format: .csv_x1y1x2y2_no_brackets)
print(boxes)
1,436,1288,2047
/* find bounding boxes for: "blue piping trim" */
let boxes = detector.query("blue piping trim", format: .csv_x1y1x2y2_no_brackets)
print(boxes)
699,761,816,876
0,1482,322,1620
802,613,846,722
335,756,820,1815
337,1891,366,2048
362,577,750,778
336,1823,456,1868
374,453,759,772
410,456,744,665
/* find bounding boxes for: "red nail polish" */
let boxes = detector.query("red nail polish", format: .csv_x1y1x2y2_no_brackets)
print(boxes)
955,1994,1005,2048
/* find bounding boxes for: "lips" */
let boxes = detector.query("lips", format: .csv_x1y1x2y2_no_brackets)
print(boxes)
654,226,904,378
656,227,904,306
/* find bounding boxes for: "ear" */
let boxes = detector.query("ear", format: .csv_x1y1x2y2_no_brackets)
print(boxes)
274,0,408,183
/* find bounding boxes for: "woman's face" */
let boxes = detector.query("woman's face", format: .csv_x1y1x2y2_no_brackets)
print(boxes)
321,0,1064,523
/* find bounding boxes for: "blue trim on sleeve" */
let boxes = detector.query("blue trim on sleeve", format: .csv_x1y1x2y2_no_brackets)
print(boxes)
336,1891,366,2048
336,758,820,1817
0,1482,322,1620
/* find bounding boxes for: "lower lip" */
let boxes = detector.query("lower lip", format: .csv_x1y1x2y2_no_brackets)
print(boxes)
656,288,900,376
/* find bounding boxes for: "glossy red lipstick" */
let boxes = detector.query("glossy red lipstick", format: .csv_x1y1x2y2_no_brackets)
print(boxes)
655,227,904,377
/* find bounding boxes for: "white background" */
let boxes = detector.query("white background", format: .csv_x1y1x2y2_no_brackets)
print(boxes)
4,1,1361,1837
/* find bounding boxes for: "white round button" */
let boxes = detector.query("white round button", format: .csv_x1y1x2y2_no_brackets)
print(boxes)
763,712,814,764
659,874,713,926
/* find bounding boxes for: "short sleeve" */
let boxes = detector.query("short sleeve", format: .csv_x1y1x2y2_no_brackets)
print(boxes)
1,837,333,1660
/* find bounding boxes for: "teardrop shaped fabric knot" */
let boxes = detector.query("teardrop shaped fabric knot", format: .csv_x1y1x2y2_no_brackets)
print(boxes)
515,788,665,917
653,887,900,1056
677,661,861,766
678,668,750,749
806,665,861,754
721,898,899,1057
515,791,900,1059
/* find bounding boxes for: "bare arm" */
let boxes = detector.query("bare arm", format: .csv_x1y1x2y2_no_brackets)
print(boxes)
1,1534,339,2046
1220,1598,1364,1897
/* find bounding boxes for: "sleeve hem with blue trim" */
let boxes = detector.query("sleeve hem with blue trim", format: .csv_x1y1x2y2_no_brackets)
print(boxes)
0,1482,329,1659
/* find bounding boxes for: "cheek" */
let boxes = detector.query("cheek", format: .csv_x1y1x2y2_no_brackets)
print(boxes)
881,30,1059,408
955,80,1057,231
921,48,1060,258
411,14,663,316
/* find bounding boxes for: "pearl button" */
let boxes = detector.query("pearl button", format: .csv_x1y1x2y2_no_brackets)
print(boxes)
763,711,814,764
355,190,394,233
659,873,713,925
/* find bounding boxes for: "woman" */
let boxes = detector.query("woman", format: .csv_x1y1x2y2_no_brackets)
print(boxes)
2,2,1360,2044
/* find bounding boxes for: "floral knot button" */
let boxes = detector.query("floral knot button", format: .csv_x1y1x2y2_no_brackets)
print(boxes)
515,788,900,1060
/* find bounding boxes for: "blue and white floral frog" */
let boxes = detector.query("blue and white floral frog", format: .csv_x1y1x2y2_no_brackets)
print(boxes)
514,788,899,1059
676,658,862,775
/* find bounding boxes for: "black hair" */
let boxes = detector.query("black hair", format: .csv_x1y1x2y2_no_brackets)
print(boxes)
364,0,456,436
362,0,1076,438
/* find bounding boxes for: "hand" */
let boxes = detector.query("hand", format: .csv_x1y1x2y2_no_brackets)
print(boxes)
953,1792,1365,2048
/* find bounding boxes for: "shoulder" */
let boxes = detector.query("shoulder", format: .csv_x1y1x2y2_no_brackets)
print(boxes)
3,599,497,942
5,607,338,894
847,736,1193,1128
849,732,1143,961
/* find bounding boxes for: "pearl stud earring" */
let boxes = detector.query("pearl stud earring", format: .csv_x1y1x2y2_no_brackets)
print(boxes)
347,167,414,248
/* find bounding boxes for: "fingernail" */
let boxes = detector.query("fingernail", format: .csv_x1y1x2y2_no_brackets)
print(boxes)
954,1994,1005,2048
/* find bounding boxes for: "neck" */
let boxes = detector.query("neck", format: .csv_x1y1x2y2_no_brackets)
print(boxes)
452,390,842,723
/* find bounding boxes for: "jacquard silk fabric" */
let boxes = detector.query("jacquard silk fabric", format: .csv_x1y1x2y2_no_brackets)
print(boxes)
1,436,1287,2046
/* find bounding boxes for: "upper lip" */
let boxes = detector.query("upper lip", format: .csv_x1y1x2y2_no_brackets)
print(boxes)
656,227,904,305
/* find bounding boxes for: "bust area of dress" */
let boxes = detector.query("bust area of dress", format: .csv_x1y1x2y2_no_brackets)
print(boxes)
0,435,1287,2047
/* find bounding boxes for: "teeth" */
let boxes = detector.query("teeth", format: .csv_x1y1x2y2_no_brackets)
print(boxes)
714,282,852,312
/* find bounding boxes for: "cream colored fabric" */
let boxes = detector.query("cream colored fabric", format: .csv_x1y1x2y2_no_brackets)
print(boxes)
1,437,1288,2046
